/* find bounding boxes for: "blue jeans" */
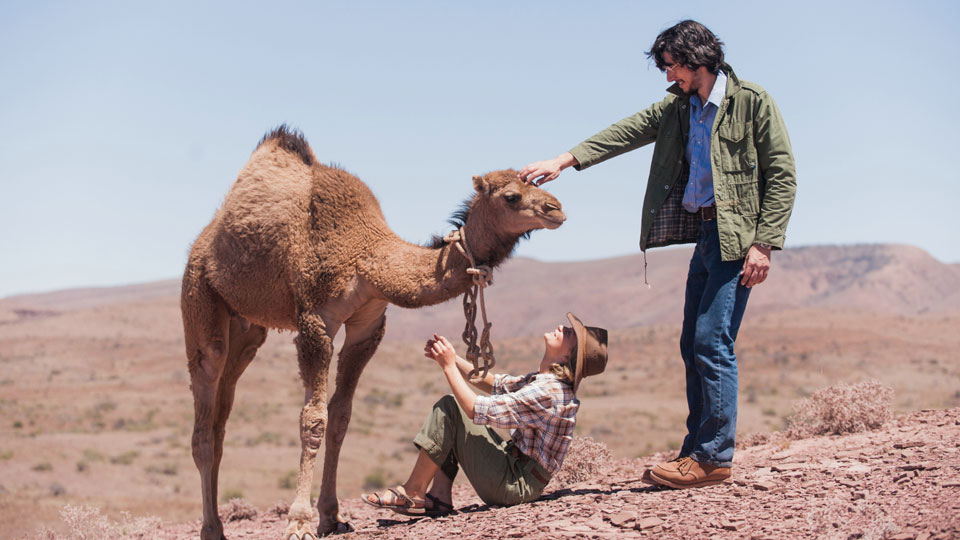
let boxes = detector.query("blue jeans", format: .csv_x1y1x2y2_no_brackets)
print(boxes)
678,219,751,467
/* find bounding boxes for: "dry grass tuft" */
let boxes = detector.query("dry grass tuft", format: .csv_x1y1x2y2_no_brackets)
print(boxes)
550,436,612,489
269,501,290,517
219,498,258,522
34,504,160,540
786,380,894,439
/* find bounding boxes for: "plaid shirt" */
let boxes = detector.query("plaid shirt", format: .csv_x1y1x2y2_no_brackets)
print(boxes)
472,372,579,475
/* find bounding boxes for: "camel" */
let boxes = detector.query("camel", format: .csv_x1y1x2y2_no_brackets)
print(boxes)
181,126,565,540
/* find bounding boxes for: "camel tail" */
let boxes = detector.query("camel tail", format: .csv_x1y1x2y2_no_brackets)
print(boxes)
256,124,315,166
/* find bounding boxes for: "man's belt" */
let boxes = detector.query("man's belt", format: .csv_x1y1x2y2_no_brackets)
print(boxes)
508,445,550,485
699,205,717,221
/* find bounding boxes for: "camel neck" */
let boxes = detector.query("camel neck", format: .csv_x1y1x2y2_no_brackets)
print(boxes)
364,225,518,309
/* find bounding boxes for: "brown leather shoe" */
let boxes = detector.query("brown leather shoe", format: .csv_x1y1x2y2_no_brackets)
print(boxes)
649,456,731,489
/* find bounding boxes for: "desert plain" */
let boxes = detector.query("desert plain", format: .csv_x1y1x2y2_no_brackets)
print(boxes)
1,243,959,538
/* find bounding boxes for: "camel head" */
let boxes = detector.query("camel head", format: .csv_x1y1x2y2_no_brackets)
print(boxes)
468,169,566,236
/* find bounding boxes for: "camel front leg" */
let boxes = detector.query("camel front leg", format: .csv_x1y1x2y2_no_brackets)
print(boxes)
287,313,337,540
317,312,386,535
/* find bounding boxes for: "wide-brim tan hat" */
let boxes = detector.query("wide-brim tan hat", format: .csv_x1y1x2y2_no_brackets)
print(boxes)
566,312,608,393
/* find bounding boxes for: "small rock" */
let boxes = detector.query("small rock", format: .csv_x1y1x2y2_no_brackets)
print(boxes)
771,463,804,472
608,511,637,528
847,464,872,474
894,442,925,449
721,520,741,531
753,481,776,491
636,517,663,530
888,534,915,540
899,463,924,471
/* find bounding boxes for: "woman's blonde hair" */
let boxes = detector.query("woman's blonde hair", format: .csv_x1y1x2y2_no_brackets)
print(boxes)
549,348,577,385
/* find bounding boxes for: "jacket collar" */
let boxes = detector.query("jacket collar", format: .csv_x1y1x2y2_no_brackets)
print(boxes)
666,63,740,99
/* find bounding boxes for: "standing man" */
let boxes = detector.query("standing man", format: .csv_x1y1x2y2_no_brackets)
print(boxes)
519,20,796,489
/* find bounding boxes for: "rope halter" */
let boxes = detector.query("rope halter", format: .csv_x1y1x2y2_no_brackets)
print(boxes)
443,227,496,382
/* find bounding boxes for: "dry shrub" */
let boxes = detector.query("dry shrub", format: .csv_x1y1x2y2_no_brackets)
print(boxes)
34,504,160,540
220,498,258,522
786,380,894,439
269,501,290,517
550,436,612,489
736,431,782,449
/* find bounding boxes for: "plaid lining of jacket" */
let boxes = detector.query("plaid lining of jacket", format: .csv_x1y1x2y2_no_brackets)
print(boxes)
648,160,699,249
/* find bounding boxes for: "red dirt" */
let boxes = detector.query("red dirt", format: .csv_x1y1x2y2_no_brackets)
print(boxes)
145,407,960,540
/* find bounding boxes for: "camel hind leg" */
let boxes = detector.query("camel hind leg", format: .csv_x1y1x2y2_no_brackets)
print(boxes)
183,270,267,540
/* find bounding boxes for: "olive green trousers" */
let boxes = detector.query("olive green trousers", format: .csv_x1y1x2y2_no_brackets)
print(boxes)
413,395,550,506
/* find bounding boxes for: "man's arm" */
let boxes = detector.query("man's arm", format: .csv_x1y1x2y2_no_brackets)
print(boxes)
518,96,669,186
741,90,796,288
752,91,797,250
518,152,578,186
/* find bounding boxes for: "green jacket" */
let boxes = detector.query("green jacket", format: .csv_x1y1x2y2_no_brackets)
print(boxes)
569,64,796,261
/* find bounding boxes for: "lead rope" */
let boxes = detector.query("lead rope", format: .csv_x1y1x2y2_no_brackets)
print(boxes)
442,227,495,382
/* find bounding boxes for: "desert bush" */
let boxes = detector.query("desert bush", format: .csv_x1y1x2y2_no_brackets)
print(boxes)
34,504,161,540
145,462,178,476
220,488,244,502
786,380,894,439
363,468,388,490
550,436,612,489
0,450,13,460
278,470,297,490
82,449,105,462
246,431,283,447
269,501,290,517
32,462,53,472
109,450,139,465
219,498,257,521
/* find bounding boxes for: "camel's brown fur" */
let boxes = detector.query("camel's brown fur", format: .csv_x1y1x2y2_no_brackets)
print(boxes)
181,126,565,540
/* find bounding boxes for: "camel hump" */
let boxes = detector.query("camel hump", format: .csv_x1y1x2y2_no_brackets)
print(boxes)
256,124,316,167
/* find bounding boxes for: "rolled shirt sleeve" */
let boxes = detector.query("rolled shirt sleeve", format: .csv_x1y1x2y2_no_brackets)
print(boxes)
473,376,555,430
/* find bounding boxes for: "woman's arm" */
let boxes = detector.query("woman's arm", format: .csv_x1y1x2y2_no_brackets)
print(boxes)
453,355,495,394
425,335,478,419
425,334,496,394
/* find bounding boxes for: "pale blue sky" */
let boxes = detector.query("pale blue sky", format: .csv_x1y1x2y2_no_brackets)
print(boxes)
2,1,958,298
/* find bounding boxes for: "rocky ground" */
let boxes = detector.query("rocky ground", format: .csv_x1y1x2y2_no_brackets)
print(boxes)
136,407,960,540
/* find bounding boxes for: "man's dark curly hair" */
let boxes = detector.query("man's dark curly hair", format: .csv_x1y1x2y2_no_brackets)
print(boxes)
646,20,725,75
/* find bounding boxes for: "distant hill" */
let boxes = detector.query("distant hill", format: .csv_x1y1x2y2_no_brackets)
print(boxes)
2,244,958,340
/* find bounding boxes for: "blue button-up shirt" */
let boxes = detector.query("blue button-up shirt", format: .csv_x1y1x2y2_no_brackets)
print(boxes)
682,70,727,212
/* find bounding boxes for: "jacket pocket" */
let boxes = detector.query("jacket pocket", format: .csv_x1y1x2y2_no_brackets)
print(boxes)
717,121,756,175
729,181,760,216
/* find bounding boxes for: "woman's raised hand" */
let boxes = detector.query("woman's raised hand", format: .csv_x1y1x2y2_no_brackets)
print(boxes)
424,333,457,369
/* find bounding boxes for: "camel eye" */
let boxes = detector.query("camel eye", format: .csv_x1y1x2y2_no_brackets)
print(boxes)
503,193,521,204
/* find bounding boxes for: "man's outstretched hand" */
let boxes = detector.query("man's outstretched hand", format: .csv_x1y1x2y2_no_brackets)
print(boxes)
518,152,578,186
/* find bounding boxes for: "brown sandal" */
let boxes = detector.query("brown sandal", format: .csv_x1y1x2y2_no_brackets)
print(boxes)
360,486,427,515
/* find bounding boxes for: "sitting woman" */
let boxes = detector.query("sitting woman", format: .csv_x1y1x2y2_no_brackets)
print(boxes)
361,312,607,516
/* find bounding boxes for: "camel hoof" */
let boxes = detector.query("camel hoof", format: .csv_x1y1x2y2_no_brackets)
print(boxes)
200,523,227,540
318,522,354,537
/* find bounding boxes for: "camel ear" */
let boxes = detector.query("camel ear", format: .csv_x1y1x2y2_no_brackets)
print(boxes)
472,174,490,195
